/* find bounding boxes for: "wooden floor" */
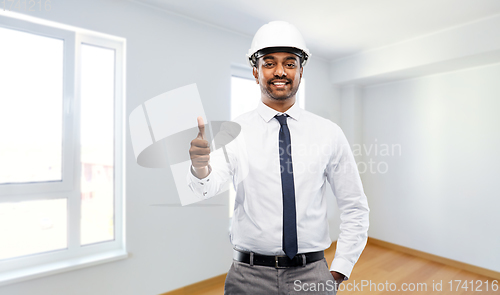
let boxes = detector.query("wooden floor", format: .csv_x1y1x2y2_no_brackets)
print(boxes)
167,242,499,294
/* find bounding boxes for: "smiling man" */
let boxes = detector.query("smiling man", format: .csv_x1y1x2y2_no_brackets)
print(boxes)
188,21,369,294
255,50,302,111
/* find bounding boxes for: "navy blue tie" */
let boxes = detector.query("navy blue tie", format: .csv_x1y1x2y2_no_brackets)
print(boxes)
275,114,298,260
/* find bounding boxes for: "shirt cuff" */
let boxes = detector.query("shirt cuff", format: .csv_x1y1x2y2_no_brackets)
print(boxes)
186,165,212,199
329,256,353,280
190,165,211,180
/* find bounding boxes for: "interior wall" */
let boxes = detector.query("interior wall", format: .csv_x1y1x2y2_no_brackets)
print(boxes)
1,0,337,294
362,63,500,272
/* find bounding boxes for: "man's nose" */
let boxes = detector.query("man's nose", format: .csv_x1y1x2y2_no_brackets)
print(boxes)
274,63,286,77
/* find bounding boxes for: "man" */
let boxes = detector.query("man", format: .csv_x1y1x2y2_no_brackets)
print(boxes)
188,21,369,294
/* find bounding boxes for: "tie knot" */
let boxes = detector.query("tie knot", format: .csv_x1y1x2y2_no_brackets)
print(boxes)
274,114,288,126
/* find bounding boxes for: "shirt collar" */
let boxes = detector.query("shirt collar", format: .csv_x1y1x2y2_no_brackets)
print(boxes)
257,100,302,123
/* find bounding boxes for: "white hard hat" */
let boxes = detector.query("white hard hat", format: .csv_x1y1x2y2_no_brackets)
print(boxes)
247,21,311,67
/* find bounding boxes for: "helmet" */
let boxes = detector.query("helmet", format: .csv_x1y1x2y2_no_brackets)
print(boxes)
247,21,311,67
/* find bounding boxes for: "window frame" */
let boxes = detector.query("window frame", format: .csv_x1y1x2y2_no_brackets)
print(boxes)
0,12,127,287
0,15,76,196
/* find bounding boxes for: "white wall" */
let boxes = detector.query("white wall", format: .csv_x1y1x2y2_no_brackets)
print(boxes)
362,64,500,272
330,11,500,274
0,1,337,294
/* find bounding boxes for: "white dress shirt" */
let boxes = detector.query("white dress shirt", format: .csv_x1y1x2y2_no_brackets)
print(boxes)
187,100,369,279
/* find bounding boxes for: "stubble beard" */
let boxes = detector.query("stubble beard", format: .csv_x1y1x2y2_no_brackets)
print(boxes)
261,81,300,102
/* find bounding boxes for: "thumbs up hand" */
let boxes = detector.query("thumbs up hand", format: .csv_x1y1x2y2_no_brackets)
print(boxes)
189,116,210,179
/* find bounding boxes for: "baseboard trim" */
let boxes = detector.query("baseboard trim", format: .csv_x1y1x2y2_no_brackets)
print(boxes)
368,237,500,280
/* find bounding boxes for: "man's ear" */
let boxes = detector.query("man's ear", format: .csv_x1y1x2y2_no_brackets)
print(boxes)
253,67,259,84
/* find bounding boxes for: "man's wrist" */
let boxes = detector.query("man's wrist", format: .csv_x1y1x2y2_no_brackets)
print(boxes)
191,165,210,179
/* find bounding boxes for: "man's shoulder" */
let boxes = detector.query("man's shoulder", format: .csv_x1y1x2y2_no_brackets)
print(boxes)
217,109,258,138
300,109,341,133
232,109,256,122
230,108,263,127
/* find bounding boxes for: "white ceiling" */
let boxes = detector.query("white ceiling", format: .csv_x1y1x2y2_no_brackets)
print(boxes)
135,0,500,61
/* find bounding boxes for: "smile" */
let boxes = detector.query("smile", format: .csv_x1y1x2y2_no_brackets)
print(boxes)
271,81,289,88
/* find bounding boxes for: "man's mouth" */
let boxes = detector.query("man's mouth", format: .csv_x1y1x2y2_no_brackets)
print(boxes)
270,80,290,88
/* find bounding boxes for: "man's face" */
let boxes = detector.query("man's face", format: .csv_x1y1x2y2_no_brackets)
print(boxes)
253,52,303,102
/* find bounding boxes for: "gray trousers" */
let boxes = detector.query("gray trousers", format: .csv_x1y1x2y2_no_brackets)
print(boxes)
224,258,338,295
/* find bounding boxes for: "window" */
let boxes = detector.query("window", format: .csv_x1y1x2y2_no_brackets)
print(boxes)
0,13,126,286
229,64,305,218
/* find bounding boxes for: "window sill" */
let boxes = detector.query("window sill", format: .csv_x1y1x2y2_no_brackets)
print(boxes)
0,249,129,287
